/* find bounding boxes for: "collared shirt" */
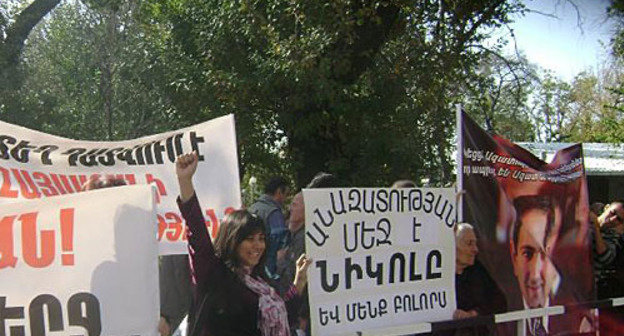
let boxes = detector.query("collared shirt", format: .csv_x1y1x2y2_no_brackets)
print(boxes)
523,298,549,336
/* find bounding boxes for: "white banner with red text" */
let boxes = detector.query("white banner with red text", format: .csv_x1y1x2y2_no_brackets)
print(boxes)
304,188,457,336
0,185,158,336
0,115,241,255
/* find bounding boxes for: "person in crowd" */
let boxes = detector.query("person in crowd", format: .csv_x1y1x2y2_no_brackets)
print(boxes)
82,175,127,190
275,172,338,336
176,152,311,336
449,223,506,335
593,200,624,335
82,175,192,336
249,176,290,278
159,255,193,336
391,179,416,188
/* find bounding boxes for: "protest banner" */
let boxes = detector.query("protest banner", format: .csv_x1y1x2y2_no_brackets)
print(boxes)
304,188,456,336
0,115,241,255
0,185,158,336
459,110,595,335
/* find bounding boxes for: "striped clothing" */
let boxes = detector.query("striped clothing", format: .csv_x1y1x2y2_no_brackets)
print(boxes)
593,227,624,285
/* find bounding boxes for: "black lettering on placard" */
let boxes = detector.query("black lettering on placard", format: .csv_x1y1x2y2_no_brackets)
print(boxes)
318,305,340,326
63,148,86,167
306,222,329,247
392,290,447,313
0,136,17,160
316,260,339,293
330,191,347,215
426,250,442,279
314,208,334,227
342,219,392,252
29,295,63,336
389,253,405,284
189,132,205,160
345,299,388,321
376,218,391,246
348,189,360,212
365,256,383,285
0,293,101,336
0,296,25,336
315,250,441,292
412,218,422,242
33,145,58,165
344,258,362,290
68,293,102,336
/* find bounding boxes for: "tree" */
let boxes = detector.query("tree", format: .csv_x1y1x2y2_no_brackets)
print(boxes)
147,0,525,187
461,51,538,141
0,0,61,87
1,0,527,187
530,72,572,142
5,0,185,140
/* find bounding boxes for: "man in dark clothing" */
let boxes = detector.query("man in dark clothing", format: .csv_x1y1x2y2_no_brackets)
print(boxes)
159,254,193,336
248,176,289,277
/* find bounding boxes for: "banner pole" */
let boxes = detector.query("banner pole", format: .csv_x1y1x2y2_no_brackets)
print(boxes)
455,104,463,224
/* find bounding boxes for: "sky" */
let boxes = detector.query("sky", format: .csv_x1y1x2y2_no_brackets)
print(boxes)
505,0,617,82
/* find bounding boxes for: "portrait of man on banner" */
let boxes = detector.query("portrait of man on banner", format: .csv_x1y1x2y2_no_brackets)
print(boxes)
460,111,595,336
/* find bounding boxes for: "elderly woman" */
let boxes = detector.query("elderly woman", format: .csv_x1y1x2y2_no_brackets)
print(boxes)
176,152,311,336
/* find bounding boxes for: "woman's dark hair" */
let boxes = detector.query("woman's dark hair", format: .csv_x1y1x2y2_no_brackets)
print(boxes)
213,209,267,279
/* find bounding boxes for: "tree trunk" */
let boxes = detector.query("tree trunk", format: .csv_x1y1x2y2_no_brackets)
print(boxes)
0,0,61,87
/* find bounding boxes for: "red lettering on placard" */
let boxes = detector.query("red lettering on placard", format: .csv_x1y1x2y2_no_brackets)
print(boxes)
205,209,219,239
69,175,87,192
122,174,136,185
20,212,55,268
1,209,77,269
12,169,41,199
50,173,70,194
60,209,75,265
165,212,183,241
0,215,18,268
146,174,167,204
0,167,19,198
157,214,167,241
33,171,60,197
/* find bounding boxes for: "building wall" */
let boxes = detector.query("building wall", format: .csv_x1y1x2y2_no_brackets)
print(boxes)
587,176,624,203
609,177,624,201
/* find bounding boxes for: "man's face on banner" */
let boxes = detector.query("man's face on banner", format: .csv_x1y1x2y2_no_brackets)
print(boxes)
512,208,553,309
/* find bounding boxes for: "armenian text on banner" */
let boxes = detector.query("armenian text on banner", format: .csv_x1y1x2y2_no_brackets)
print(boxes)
0,115,241,255
459,110,595,335
0,185,158,336
304,188,456,336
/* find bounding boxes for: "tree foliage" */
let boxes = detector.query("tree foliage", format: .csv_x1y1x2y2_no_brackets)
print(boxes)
0,0,61,87
143,0,524,187
1,0,528,188
461,50,538,141
3,0,186,140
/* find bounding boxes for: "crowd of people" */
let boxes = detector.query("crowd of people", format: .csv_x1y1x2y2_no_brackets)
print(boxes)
83,156,624,336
